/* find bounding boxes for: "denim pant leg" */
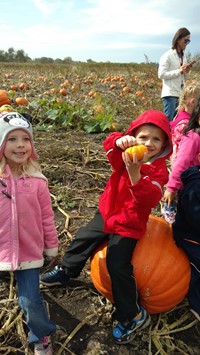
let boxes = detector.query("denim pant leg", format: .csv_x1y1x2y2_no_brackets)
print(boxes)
15,268,56,344
106,234,139,323
162,96,179,121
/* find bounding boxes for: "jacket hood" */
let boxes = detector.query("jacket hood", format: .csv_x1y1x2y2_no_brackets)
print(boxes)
126,110,172,161
170,110,190,131
181,165,200,186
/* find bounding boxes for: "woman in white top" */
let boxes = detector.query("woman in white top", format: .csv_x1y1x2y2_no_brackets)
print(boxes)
158,27,194,121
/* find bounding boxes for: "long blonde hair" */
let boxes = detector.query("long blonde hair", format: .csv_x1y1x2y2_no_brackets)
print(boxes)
0,156,42,178
177,82,200,113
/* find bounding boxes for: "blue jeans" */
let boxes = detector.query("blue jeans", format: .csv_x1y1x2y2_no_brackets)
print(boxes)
15,268,56,344
162,96,179,121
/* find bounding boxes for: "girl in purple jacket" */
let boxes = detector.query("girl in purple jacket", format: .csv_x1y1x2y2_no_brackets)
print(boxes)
41,110,172,345
0,112,58,355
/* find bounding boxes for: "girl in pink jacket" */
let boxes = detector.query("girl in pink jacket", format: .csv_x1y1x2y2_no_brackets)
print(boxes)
164,95,200,209
162,83,200,223
0,112,58,355
170,82,200,167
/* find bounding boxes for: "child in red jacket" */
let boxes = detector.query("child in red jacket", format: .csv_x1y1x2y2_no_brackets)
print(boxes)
41,110,172,344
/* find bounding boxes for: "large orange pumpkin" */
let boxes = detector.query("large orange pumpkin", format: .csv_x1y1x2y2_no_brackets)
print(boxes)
0,90,11,107
90,215,191,314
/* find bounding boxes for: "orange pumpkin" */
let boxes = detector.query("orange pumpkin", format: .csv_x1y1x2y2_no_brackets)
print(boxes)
59,88,67,96
125,144,148,160
15,97,29,106
90,215,190,314
0,90,11,107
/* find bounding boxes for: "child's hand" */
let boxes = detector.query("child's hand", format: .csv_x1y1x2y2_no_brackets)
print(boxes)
43,256,57,269
116,135,136,150
122,151,142,184
163,190,176,207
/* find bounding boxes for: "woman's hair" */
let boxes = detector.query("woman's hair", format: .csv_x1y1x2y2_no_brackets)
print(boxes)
184,95,200,135
172,27,190,50
0,157,42,177
177,82,200,112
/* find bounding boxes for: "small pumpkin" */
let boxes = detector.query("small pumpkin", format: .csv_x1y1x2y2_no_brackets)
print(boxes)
15,97,29,106
0,90,11,106
0,104,14,112
59,88,67,96
125,144,148,160
90,215,191,314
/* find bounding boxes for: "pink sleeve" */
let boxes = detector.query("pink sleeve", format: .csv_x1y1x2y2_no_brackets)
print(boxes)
171,121,188,167
167,133,200,192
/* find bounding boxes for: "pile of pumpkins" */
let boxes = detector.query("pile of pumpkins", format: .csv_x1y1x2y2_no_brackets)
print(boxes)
0,89,28,112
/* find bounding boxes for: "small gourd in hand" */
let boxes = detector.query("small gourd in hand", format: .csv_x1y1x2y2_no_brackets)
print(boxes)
125,144,148,160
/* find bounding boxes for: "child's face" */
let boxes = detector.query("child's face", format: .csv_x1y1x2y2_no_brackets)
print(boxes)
134,124,166,159
4,129,32,166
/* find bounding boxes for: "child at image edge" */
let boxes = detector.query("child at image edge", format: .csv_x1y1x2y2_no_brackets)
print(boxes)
172,154,200,321
170,82,200,167
164,95,200,217
0,112,58,355
162,82,200,223
41,110,172,344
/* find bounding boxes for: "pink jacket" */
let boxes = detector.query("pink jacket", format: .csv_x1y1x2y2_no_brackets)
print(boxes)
0,166,58,271
99,110,172,239
170,110,191,166
167,130,200,193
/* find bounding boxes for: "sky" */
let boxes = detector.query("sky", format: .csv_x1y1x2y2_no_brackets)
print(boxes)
1,0,199,63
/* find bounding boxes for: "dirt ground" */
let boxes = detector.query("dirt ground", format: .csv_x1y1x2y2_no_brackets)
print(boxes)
1,129,200,355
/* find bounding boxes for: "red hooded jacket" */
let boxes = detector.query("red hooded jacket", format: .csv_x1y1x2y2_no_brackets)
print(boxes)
99,110,172,239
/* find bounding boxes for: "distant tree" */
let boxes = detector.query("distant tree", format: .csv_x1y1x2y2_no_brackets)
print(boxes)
63,56,73,63
5,47,15,62
55,58,63,63
0,50,5,62
15,49,30,62
35,57,54,63
87,59,94,63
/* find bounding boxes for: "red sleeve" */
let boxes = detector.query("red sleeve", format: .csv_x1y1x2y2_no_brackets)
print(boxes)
103,132,125,170
129,162,169,209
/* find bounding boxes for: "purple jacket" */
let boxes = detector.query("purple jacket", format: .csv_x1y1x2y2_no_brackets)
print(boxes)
0,165,58,271
167,130,200,192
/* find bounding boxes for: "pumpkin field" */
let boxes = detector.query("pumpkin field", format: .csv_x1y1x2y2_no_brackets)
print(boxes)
0,62,200,354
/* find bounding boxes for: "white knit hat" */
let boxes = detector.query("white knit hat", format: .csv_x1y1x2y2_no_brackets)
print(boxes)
0,112,38,160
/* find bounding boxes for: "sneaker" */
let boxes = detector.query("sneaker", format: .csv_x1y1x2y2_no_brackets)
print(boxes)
34,336,53,355
161,203,176,224
113,307,151,344
40,266,69,287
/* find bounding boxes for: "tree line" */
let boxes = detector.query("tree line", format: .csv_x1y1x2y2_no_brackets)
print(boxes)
0,47,75,64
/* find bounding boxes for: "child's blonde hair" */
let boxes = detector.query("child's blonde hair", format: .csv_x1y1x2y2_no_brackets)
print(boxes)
177,82,200,112
0,156,42,178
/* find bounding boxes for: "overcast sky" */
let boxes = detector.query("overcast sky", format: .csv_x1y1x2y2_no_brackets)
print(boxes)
1,0,199,63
